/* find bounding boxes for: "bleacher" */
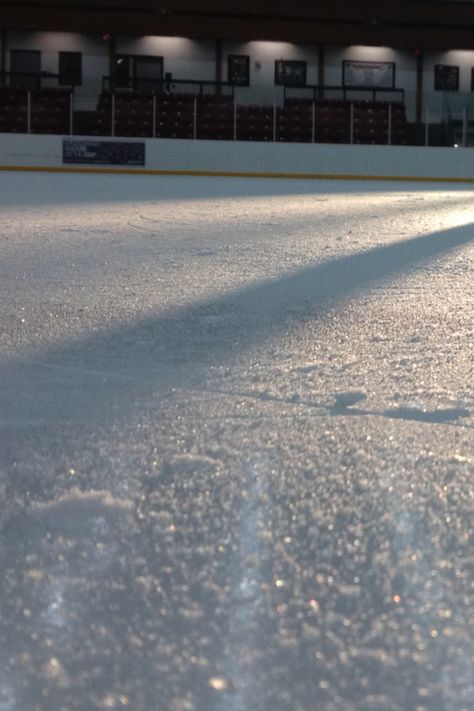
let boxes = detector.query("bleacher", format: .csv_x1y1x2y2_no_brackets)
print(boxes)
0,87,28,133
88,91,408,146
0,87,71,135
30,89,70,135
0,84,408,146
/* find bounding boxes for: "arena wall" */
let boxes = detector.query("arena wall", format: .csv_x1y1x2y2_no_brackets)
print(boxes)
3,31,474,123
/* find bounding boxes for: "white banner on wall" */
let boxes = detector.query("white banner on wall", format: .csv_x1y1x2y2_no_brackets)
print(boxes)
343,61,395,88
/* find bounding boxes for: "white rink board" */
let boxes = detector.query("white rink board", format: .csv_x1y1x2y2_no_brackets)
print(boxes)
0,132,472,181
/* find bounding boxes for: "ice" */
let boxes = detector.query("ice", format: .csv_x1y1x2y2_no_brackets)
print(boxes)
0,171,473,710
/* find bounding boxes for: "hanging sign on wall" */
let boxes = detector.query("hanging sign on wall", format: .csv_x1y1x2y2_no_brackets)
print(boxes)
342,61,395,88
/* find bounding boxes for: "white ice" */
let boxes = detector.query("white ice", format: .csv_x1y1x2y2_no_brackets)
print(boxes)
0,171,473,711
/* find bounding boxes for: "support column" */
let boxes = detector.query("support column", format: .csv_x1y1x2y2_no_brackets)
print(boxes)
415,49,423,124
0,28,6,85
108,33,117,92
215,39,222,95
317,44,325,99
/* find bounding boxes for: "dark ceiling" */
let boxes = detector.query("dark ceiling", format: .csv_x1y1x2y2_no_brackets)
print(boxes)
0,0,473,49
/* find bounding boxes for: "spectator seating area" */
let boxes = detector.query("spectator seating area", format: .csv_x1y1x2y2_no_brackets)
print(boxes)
0,87,70,134
30,89,70,134
89,92,408,145
280,98,407,144
0,87,28,133
90,92,236,140
0,87,408,145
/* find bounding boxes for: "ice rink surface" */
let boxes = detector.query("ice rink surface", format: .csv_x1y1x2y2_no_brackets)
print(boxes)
0,170,473,711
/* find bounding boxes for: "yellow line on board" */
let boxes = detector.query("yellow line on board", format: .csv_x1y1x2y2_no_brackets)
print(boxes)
0,164,473,184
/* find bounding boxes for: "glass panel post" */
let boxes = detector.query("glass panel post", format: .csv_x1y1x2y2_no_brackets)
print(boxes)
69,91,74,135
111,93,115,137
388,103,392,145
27,89,31,134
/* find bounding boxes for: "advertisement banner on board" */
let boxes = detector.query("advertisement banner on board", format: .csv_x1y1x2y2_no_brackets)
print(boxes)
63,139,145,166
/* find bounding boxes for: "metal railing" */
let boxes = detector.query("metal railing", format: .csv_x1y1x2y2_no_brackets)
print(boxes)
102,75,235,97
0,71,76,91
283,84,405,104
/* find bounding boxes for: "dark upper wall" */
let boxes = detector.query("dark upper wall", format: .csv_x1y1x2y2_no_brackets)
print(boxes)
0,0,473,49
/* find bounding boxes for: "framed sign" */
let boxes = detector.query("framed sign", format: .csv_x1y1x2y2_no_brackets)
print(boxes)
342,60,395,88
434,64,459,91
274,60,307,87
228,55,250,86
63,139,145,166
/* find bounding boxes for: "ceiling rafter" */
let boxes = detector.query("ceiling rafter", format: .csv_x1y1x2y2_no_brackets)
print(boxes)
0,0,472,49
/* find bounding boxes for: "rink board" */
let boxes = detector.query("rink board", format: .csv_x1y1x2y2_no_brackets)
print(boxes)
0,133,472,183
